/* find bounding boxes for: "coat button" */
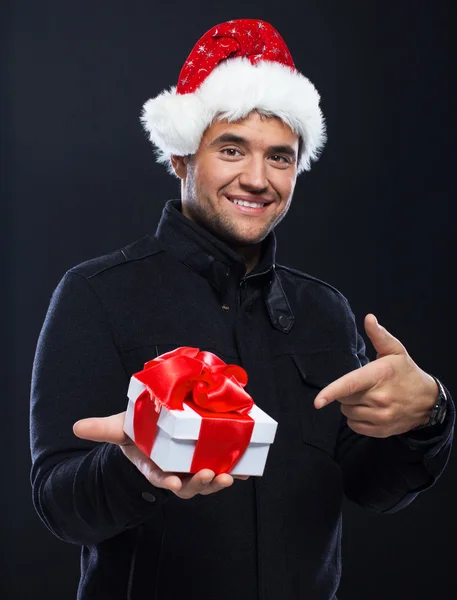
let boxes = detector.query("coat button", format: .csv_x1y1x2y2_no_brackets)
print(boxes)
141,492,156,503
278,315,290,328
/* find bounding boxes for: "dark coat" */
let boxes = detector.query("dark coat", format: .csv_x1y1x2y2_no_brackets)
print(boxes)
30,200,454,600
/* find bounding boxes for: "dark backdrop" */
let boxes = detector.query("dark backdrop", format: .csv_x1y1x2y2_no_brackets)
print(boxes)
2,1,455,598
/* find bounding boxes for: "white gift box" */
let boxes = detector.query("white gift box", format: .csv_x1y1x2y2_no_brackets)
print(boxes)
124,375,278,476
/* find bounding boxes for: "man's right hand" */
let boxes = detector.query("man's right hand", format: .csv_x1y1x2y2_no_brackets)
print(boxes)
73,412,247,499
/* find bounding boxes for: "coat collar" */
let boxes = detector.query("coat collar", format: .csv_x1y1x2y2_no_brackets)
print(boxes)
155,199,294,333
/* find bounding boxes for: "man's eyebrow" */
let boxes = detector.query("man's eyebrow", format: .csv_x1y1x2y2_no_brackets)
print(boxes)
269,145,297,159
209,134,297,160
209,133,247,146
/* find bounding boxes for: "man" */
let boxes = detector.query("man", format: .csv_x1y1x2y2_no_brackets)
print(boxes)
30,19,453,600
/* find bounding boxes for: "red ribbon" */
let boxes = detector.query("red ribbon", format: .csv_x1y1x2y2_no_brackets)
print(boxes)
132,347,255,474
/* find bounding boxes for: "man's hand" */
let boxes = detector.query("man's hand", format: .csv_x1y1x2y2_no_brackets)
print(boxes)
73,413,248,499
314,314,439,438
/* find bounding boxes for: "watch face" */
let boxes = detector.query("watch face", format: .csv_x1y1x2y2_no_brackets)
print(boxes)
430,380,447,426
436,404,447,425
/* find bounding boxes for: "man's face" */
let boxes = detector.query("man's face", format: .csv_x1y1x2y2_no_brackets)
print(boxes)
174,112,299,248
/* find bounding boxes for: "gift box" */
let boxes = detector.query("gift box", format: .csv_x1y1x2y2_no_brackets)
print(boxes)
123,347,277,476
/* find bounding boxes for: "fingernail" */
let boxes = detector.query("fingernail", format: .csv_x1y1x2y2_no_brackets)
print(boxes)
201,479,212,485
316,398,327,409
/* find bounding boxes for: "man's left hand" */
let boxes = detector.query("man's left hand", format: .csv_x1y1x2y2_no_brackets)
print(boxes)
314,314,439,438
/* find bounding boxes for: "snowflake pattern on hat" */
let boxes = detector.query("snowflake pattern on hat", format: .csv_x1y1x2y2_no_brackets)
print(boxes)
177,19,294,94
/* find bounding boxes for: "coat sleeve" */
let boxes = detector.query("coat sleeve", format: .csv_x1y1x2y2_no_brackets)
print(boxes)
336,326,455,514
30,271,169,546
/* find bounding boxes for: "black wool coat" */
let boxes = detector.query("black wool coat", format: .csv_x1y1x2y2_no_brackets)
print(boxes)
30,200,454,600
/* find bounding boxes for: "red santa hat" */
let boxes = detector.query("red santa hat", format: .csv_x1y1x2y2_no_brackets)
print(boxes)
141,19,326,174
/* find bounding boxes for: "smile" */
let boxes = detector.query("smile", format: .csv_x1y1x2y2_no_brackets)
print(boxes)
231,199,265,208
225,195,273,214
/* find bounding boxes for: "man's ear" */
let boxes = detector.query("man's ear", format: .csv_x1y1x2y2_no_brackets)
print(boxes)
170,155,188,180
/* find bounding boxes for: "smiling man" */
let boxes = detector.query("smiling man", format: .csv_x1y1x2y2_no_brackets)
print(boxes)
174,113,299,269
30,19,454,600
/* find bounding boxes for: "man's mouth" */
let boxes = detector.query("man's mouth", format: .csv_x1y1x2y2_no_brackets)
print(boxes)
225,195,273,211
231,198,266,208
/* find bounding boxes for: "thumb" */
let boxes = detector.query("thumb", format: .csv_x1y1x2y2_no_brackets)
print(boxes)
73,412,129,445
364,314,406,358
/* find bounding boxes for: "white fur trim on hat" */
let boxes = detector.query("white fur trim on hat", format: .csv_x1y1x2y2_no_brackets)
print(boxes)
141,57,326,174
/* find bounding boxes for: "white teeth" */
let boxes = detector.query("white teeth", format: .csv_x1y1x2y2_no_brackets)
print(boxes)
232,199,265,208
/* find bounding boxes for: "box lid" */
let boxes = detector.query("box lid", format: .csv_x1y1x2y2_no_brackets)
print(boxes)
128,376,278,444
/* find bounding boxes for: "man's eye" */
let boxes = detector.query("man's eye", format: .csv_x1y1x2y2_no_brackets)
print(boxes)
270,154,289,163
221,148,241,157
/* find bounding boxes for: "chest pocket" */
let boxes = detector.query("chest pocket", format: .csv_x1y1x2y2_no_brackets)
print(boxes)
291,349,362,458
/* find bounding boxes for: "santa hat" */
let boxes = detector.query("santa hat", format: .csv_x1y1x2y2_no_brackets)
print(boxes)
141,19,326,174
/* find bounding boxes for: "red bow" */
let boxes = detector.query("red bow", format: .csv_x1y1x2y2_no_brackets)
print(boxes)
133,347,255,474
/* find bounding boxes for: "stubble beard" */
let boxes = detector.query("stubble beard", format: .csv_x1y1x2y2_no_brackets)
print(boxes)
183,169,287,249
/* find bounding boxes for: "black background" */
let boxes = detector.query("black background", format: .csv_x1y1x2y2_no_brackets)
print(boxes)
2,1,455,598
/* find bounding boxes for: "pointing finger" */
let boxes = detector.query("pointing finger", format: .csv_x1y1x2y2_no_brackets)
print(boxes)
314,362,380,409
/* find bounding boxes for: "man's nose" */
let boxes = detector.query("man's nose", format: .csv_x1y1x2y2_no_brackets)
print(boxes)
238,156,268,191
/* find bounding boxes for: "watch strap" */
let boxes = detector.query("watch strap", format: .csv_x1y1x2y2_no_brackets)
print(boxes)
414,375,447,430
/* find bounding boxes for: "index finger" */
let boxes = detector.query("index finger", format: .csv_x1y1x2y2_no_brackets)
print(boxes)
314,362,378,409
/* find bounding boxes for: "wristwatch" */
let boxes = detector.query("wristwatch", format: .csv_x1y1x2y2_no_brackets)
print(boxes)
415,375,448,429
